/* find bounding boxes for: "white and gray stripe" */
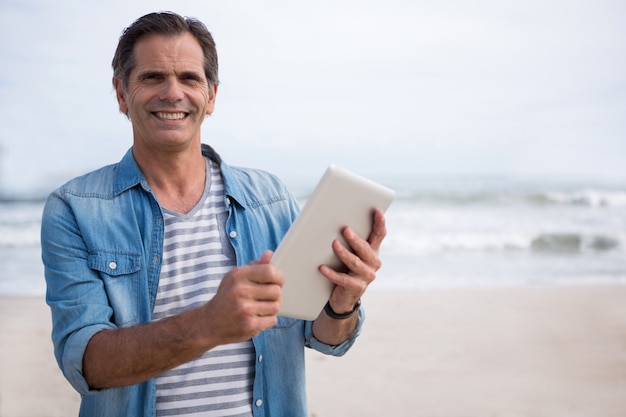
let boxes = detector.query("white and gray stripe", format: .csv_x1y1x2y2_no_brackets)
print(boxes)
153,159,254,417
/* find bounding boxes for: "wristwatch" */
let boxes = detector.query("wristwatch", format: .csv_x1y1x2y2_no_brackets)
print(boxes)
323,299,361,320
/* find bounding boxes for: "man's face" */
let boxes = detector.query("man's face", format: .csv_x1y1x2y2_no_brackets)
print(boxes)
114,32,217,153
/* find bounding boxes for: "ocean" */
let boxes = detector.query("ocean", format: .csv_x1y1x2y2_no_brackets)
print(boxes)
1,176,625,296
376,176,626,290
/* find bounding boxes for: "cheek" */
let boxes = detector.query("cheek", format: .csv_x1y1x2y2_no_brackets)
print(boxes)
124,90,149,116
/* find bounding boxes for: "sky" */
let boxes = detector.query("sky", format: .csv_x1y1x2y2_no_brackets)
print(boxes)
0,0,625,196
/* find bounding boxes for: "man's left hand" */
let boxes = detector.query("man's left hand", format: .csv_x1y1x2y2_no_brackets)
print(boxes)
319,208,387,314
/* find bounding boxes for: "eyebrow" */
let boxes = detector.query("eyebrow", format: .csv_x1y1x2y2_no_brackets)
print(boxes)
137,70,205,82
137,70,164,79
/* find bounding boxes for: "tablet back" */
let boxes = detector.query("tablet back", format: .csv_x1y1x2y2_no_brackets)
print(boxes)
272,165,395,320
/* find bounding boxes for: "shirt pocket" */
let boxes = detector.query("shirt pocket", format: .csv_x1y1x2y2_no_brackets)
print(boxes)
88,250,142,326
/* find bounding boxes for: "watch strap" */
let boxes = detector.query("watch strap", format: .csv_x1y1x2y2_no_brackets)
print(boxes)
323,299,361,320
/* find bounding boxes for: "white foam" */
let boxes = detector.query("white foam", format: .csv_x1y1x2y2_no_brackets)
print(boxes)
546,189,626,208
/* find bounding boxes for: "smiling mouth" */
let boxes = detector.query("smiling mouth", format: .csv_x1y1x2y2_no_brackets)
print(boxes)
153,112,188,120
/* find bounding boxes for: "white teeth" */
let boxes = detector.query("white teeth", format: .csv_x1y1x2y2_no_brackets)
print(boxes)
155,112,186,120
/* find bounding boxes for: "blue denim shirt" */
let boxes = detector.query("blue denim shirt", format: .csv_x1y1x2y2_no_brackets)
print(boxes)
42,144,364,417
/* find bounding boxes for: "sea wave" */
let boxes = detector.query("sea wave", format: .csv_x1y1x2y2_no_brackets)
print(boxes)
385,231,624,255
396,189,626,208
530,233,621,253
544,190,626,208
0,201,44,248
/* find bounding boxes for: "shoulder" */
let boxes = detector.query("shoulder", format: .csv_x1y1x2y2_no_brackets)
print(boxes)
55,163,120,198
226,164,286,191
52,148,143,200
220,162,294,209
202,143,289,203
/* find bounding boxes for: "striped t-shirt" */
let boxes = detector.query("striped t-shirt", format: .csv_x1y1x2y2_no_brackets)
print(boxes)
153,158,254,417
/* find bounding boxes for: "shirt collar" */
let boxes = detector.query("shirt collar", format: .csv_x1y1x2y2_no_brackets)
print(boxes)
204,144,250,210
113,144,250,209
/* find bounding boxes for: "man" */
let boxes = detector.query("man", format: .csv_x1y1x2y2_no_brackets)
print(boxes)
42,11,386,417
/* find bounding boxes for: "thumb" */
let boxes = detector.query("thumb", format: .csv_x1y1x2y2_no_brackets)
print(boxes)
252,250,273,265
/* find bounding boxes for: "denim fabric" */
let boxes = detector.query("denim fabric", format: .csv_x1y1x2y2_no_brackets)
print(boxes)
41,144,364,417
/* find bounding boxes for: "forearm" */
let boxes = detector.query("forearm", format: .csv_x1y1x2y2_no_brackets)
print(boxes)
83,306,215,389
311,304,360,346
82,256,283,390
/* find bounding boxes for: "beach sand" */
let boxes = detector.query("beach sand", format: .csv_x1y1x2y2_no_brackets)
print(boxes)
1,286,626,416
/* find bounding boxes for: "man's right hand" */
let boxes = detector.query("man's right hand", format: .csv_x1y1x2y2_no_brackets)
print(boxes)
199,250,284,344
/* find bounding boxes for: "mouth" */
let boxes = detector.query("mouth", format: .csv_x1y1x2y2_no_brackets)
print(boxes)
153,111,189,121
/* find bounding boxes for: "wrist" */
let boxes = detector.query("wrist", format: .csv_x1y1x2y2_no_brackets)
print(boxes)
324,299,361,320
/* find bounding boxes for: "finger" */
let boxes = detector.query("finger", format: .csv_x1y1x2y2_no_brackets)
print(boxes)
341,227,382,272
255,299,281,317
367,209,387,252
333,238,364,273
252,250,273,265
319,263,368,295
227,262,284,287
240,296,281,317
247,251,284,286
249,264,284,286
252,281,283,302
330,239,377,284
254,316,279,334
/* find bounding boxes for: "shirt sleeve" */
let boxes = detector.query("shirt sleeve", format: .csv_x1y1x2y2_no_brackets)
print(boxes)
41,190,117,395
303,308,365,356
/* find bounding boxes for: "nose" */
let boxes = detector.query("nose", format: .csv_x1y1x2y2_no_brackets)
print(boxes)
159,77,185,103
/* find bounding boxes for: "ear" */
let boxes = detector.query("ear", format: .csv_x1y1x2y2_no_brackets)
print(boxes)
206,84,219,116
113,78,129,115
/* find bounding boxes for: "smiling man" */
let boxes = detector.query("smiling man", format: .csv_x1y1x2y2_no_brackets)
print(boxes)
115,30,218,215
41,11,386,417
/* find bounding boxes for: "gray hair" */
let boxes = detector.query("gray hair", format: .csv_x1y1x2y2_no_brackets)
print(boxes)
112,11,219,93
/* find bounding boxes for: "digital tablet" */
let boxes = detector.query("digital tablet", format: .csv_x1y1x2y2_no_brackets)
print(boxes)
271,165,395,320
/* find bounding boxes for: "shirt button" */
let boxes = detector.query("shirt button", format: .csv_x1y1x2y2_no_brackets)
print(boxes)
258,355,263,362
256,399,263,407
229,230,237,238
108,261,117,270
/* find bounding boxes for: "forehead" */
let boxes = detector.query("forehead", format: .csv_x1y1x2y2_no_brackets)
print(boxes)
132,32,205,75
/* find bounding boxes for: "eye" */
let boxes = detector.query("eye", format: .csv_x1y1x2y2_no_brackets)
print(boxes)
180,72,204,84
141,72,164,82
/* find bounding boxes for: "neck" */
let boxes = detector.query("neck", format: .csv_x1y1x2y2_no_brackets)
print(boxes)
134,146,207,214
